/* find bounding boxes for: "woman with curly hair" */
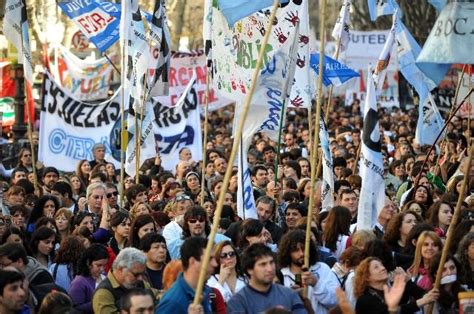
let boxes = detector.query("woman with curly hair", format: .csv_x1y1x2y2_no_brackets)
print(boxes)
69,244,109,313
322,206,352,259
48,236,85,291
354,257,439,313
384,210,421,253
400,200,425,217
456,232,474,290
129,201,152,222
408,231,443,291
27,195,60,234
426,201,454,239
207,240,246,302
128,214,156,249
404,185,433,218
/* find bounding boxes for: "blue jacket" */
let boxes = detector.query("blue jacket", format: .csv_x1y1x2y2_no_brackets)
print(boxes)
156,273,212,313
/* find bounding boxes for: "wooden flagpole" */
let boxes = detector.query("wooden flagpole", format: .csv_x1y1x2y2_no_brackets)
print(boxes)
200,70,210,206
192,0,280,305
119,2,127,208
304,0,327,296
427,141,474,314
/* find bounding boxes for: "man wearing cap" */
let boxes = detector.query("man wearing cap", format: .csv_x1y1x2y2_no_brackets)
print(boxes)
41,167,59,195
89,143,106,169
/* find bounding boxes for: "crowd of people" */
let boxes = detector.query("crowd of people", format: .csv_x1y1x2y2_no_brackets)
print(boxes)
0,100,473,314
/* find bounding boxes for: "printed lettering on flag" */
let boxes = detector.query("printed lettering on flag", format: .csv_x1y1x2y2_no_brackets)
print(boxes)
332,0,351,54
211,0,312,108
58,0,121,52
373,13,397,90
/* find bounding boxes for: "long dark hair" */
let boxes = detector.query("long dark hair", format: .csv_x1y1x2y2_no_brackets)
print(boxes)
182,206,210,239
213,240,243,278
128,214,156,249
323,206,351,252
429,254,464,310
278,230,318,268
30,226,57,260
54,236,85,278
76,244,109,277
28,195,60,226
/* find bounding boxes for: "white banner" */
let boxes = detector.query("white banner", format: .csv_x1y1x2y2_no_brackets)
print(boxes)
320,115,334,211
153,74,203,171
211,0,312,108
53,45,115,101
39,72,121,171
154,51,233,112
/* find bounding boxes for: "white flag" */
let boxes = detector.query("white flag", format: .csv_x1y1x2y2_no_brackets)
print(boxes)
357,66,385,231
121,0,150,112
332,0,351,55
415,93,445,146
320,115,334,211
373,12,397,90
3,0,33,83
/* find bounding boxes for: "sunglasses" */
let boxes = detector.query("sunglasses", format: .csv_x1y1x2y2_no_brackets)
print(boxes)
188,217,205,224
107,191,119,198
176,194,191,202
219,251,236,259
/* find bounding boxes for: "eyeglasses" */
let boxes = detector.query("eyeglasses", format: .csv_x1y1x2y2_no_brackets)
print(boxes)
219,251,236,259
176,194,191,202
188,217,205,224
107,191,119,198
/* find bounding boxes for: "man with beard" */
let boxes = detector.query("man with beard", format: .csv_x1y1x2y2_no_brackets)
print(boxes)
277,230,339,314
140,233,168,290
252,165,269,200
228,243,306,313
256,196,282,243
93,248,154,313
41,167,59,194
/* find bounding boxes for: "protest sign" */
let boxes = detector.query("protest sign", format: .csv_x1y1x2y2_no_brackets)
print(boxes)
0,98,15,127
211,0,312,108
154,51,233,112
53,45,115,101
38,72,121,172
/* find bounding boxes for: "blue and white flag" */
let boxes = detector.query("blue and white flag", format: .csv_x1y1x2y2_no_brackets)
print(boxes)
367,0,399,21
332,0,351,55
357,66,385,231
373,12,397,89
58,0,121,53
310,53,359,87
427,0,447,12
395,19,446,145
320,115,334,211
217,0,289,27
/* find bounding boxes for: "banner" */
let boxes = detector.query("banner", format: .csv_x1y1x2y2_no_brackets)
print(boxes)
331,0,351,54
53,45,115,101
417,2,474,65
211,0,312,108
39,72,121,171
415,93,444,145
457,67,474,118
357,66,385,231
58,0,121,53
367,0,399,21
309,52,359,87
373,13,397,90
320,115,334,212
154,51,233,112
0,98,15,127
153,74,203,171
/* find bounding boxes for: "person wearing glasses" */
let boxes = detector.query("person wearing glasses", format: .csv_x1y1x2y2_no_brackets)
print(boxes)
207,240,246,303
92,247,155,313
105,183,119,212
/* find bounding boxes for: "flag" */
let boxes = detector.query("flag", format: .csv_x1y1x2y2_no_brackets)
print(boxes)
121,0,150,113
367,0,399,21
332,0,351,54
310,53,359,87
428,0,447,11
395,19,446,145
373,12,397,89
3,0,33,84
357,66,385,231
147,0,171,97
235,24,299,219
217,0,289,27
320,115,334,211
203,0,213,69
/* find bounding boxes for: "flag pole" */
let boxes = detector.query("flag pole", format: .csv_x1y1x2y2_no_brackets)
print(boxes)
200,70,210,206
305,0,327,297
135,111,140,183
414,89,474,188
273,93,288,186
119,1,127,208
192,0,280,305
102,53,121,76
427,141,474,314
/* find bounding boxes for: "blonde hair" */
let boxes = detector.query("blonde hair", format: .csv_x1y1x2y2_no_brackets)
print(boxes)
351,230,377,249
409,231,442,277
129,202,151,221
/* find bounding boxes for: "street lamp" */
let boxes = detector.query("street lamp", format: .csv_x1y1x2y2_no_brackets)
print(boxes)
9,64,27,139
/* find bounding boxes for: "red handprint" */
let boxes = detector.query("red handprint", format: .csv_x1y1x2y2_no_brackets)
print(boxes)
296,54,305,68
285,11,300,26
274,28,287,44
291,96,303,107
239,81,246,93
299,35,309,45
231,80,237,90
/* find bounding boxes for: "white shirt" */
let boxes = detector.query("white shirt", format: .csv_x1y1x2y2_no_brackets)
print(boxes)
207,274,246,302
